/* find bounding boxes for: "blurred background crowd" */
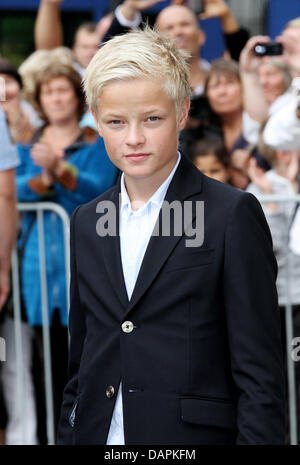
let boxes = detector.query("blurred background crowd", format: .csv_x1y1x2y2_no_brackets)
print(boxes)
0,0,300,446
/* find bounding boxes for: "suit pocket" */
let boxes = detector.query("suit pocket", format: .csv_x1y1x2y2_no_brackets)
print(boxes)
166,248,214,273
180,397,237,430
69,395,80,428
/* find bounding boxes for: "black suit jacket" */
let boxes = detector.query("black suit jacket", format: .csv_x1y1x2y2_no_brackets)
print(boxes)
58,155,285,445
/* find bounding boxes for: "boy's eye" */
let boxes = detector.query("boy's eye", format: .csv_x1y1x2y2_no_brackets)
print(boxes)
147,116,159,122
110,120,122,125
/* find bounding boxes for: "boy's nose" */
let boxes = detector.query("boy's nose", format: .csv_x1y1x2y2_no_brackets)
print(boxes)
125,125,146,147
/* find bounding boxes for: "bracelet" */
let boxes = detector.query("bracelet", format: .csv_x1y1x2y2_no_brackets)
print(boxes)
28,176,55,196
56,163,78,190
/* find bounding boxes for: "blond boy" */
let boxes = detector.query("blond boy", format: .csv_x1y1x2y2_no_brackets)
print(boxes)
58,27,285,445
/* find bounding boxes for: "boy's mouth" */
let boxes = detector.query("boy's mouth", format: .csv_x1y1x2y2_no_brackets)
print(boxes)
125,153,151,162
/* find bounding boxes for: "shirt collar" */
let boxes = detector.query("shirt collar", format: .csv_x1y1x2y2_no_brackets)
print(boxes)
120,152,181,215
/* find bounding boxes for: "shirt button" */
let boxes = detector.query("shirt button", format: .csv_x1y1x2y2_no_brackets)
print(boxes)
106,386,115,399
121,321,134,333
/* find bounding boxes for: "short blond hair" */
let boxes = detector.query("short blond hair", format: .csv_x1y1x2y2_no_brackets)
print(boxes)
83,26,191,119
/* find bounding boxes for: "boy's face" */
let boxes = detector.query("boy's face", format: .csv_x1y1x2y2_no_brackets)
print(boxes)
93,78,189,186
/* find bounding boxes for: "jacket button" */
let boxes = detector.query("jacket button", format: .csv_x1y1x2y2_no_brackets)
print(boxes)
121,321,134,333
106,386,115,399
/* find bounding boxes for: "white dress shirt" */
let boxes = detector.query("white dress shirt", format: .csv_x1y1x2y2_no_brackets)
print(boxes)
106,153,181,444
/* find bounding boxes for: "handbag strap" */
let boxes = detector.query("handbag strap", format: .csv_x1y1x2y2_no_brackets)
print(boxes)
18,213,36,262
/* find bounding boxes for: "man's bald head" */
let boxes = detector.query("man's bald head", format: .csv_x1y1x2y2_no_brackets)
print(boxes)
155,5,205,58
156,5,200,29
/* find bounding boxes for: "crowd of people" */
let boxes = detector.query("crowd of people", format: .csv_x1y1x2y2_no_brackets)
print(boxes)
0,0,299,445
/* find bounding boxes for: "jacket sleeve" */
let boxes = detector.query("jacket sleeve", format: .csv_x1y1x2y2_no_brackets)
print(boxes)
223,192,286,444
57,206,86,445
224,27,249,61
102,9,157,43
102,14,131,43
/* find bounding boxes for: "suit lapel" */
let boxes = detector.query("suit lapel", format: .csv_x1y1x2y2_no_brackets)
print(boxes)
101,184,129,310
124,155,203,316
100,156,203,314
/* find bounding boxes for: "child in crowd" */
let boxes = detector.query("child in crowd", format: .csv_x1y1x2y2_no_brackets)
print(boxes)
184,128,271,189
185,131,231,184
230,143,271,190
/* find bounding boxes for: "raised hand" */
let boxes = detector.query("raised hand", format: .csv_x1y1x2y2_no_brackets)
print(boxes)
199,0,230,20
41,0,64,4
286,151,300,185
247,157,272,194
126,0,165,10
277,150,300,191
276,33,300,76
30,143,63,171
240,35,271,73
231,149,251,172
121,0,166,20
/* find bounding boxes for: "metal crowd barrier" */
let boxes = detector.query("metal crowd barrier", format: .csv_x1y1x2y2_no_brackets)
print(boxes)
11,202,70,446
258,194,300,446
6,195,300,445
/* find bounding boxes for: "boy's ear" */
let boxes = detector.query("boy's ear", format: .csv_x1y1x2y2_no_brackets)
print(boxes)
198,29,206,48
178,98,191,131
91,108,103,137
